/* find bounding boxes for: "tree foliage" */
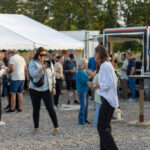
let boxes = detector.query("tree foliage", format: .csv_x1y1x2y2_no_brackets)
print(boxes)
0,0,150,31
113,41,143,53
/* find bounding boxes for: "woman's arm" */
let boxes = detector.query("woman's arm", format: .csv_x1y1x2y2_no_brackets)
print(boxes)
28,61,45,78
54,63,60,78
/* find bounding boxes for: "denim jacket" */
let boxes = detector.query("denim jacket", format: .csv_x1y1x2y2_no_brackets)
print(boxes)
28,59,56,92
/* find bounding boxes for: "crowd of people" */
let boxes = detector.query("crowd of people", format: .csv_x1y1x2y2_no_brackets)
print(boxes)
0,45,138,149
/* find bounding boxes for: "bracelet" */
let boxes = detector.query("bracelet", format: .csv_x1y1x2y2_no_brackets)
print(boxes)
52,86,56,88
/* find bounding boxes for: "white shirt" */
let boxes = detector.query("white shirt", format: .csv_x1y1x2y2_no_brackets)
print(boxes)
97,61,118,108
120,60,128,80
9,54,26,80
0,69,4,77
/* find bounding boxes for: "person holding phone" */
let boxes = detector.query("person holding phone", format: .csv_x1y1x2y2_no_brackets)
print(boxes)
28,47,59,134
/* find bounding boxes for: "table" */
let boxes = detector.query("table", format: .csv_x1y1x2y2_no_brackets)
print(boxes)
129,75,150,122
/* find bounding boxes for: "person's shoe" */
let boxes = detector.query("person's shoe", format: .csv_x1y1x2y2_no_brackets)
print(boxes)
5,109,16,113
127,98,135,103
85,120,91,124
74,100,79,104
67,101,70,105
55,104,61,109
57,104,61,107
79,123,85,125
3,105,10,111
55,105,59,108
54,128,59,135
17,109,22,113
0,121,5,126
34,128,39,134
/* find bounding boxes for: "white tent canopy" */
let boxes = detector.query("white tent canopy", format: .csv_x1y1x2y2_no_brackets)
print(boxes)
0,14,84,50
0,25,33,49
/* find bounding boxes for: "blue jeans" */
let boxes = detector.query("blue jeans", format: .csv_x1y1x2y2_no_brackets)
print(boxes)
10,80,25,94
93,102,101,126
128,78,136,99
78,92,88,124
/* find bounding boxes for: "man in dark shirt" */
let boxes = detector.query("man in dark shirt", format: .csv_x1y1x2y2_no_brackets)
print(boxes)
87,57,97,100
88,56,96,72
126,53,136,102
63,54,78,105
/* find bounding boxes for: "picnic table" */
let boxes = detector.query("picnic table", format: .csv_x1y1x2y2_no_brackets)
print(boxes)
129,75,150,122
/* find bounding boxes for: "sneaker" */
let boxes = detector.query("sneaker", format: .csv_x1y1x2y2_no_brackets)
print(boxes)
17,109,22,113
3,105,10,111
127,98,135,103
55,105,60,109
85,120,91,124
67,101,70,105
0,121,5,126
5,109,16,113
74,100,79,104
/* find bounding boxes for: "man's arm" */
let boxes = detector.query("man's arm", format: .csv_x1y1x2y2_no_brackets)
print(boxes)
8,64,14,74
130,67,135,75
25,65,29,80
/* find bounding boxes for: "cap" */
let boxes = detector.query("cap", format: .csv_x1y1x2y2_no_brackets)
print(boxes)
69,54,74,59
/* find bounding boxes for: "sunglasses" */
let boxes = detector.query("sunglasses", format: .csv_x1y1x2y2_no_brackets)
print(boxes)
39,54,47,57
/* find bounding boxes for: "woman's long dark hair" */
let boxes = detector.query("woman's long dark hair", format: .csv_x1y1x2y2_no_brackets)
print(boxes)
95,45,109,66
33,47,47,60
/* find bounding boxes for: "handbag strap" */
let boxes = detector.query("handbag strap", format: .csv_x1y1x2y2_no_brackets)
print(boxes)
29,60,45,82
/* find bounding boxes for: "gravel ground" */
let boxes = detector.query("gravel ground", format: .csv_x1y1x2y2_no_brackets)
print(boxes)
1,91,150,150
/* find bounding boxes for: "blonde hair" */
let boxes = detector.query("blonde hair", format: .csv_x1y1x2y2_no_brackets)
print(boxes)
78,58,88,70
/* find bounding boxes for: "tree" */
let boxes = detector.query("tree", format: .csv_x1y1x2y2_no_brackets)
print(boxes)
0,0,19,14
120,0,150,27
104,0,120,28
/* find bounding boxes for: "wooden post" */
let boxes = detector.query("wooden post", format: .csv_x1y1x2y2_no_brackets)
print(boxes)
139,79,144,122
109,37,113,53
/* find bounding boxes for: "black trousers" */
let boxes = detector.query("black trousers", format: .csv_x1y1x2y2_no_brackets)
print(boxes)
29,89,58,128
97,96,118,150
54,79,62,106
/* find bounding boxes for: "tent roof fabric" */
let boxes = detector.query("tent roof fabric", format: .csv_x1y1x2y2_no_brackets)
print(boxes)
0,25,33,50
0,14,84,50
